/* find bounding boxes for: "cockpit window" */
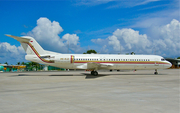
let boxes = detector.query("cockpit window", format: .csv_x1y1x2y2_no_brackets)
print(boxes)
161,58,165,61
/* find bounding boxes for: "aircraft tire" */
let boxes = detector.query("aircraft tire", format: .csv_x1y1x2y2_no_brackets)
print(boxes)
93,71,98,76
91,71,94,75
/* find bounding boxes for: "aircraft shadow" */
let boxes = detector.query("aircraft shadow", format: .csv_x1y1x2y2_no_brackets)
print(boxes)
12,72,166,79
82,72,166,79
16,73,108,79
17,74,74,76
82,73,109,79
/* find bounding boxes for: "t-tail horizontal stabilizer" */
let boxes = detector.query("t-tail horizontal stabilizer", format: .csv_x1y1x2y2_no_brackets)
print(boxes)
5,34,46,55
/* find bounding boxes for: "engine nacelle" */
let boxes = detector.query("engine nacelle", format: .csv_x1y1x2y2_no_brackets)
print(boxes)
55,55,74,64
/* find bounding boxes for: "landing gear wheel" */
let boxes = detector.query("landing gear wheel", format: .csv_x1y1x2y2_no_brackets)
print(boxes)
93,71,98,76
91,71,95,75
91,71,98,76
154,69,158,75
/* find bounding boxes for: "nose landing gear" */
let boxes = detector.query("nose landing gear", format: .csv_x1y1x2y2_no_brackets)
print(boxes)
154,69,158,74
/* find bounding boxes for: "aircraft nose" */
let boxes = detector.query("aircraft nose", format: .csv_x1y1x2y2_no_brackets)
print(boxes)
166,61,172,68
169,61,172,67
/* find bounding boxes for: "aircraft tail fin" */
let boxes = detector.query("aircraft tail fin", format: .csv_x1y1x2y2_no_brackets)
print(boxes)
5,34,46,55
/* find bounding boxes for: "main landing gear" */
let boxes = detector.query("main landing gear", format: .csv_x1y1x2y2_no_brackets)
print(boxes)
154,69,158,75
91,70,98,76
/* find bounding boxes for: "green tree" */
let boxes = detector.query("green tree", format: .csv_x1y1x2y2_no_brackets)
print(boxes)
83,50,97,54
177,57,180,59
32,62,39,71
26,62,40,71
4,62,8,65
17,62,20,65
21,62,25,65
131,52,135,55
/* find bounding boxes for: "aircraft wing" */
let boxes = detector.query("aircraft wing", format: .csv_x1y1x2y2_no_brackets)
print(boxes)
77,62,114,69
98,63,114,67
88,62,114,69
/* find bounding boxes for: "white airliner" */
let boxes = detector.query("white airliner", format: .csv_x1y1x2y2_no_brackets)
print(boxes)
6,35,172,75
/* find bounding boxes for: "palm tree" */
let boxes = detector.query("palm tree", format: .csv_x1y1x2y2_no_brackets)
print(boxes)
21,62,25,65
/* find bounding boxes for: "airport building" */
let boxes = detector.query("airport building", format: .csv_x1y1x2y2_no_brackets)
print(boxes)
0,64,26,72
0,63,65,72
165,58,180,68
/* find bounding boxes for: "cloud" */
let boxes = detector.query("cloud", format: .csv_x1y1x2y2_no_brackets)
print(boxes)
107,0,160,9
91,38,108,45
113,28,151,50
91,28,151,53
27,17,83,53
1,17,83,64
108,35,121,51
152,19,180,57
62,33,79,45
91,19,180,57
62,33,83,53
0,42,25,64
74,0,115,6
75,0,160,8
100,45,109,53
131,7,179,28
27,17,65,49
135,0,160,6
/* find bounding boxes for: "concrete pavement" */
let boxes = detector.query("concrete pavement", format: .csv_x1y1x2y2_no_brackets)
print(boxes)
0,69,179,113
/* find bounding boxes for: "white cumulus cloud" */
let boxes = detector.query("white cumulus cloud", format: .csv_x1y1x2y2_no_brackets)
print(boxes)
27,17,83,53
113,28,151,50
91,28,151,54
91,19,180,57
62,33,79,46
152,19,180,57
0,42,25,64
108,35,121,51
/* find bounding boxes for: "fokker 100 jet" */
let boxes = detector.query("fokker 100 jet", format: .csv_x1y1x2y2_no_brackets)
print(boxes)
6,35,172,76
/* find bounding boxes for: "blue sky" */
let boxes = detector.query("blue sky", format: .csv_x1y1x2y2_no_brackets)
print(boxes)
0,0,179,64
